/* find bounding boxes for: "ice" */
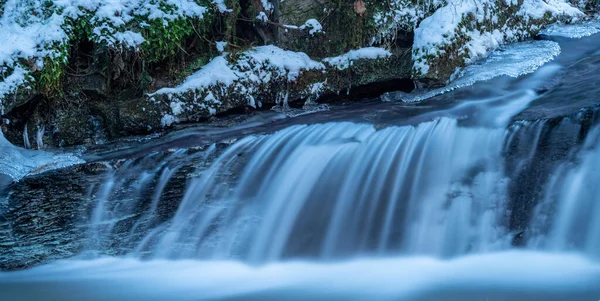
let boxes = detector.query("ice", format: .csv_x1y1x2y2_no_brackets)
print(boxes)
0,131,84,181
540,22,600,38
412,0,582,75
384,40,561,103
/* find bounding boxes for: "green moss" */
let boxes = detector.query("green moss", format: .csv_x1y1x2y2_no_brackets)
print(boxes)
35,40,70,97
141,17,195,63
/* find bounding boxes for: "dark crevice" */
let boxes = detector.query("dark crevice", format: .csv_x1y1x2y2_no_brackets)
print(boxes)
318,78,415,103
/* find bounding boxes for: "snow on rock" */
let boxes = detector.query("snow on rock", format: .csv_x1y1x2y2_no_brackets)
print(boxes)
150,46,398,126
371,0,445,44
323,47,392,70
150,45,326,125
385,40,561,103
0,0,208,113
412,0,583,80
519,0,583,19
153,56,238,96
300,19,323,36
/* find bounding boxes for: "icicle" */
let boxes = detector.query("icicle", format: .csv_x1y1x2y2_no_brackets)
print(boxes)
36,125,45,149
23,123,31,149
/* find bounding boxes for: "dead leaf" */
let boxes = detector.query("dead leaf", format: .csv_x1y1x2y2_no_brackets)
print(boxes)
354,0,366,17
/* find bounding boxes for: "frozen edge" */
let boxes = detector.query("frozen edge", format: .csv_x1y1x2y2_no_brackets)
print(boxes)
383,40,561,103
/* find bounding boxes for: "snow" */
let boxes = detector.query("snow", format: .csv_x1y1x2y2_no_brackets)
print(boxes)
323,47,392,70
151,46,396,125
244,46,325,81
412,0,583,76
150,45,326,122
154,46,324,96
0,0,208,111
0,131,84,181
215,41,228,53
519,0,583,19
256,12,269,23
112,31,146,47
156,56,238,95
283,19,324,35
212,0,232,13
371,0,444,44
299,19,323,36
260,0,274,11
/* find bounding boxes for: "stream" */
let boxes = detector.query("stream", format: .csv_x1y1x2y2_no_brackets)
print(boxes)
1,27,600,300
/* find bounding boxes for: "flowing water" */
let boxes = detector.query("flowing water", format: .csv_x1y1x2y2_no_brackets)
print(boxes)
2,31,600,300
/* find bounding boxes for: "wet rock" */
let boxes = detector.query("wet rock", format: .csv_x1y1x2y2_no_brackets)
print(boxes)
0,142,237,270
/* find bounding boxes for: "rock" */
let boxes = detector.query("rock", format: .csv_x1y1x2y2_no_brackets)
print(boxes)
0,139,240,270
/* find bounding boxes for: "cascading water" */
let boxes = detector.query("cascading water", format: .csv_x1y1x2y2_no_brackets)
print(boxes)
3,29,600,301
137,119,512,261
527,125,600,255
83,65,557,262
80,88,544,263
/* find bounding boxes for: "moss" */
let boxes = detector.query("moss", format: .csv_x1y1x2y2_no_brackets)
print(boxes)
224,0,242,47
141,17,195,63
35,42,70,97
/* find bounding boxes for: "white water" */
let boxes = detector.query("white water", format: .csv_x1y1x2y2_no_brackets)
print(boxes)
140,119,512,261
528,125,600,256
1,251,599,301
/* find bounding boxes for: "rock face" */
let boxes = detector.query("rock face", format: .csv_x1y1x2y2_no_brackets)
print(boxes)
0,145,224,270
0,163,110,270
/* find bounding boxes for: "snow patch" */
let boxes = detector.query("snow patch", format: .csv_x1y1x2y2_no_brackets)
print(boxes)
300,19,323,36
324,47,392,70
257,12,269,23
260,0,274,11
412,0,582,76
212,0,232,13
150,45,326,124
215,41,228,53
519,0,583,19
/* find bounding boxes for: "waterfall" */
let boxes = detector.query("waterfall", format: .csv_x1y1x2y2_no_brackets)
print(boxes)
85,117,516,261
528,125,600,255
83,98,600,263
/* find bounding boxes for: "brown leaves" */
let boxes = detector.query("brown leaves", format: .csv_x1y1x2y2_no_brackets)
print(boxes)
354,0,366,17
